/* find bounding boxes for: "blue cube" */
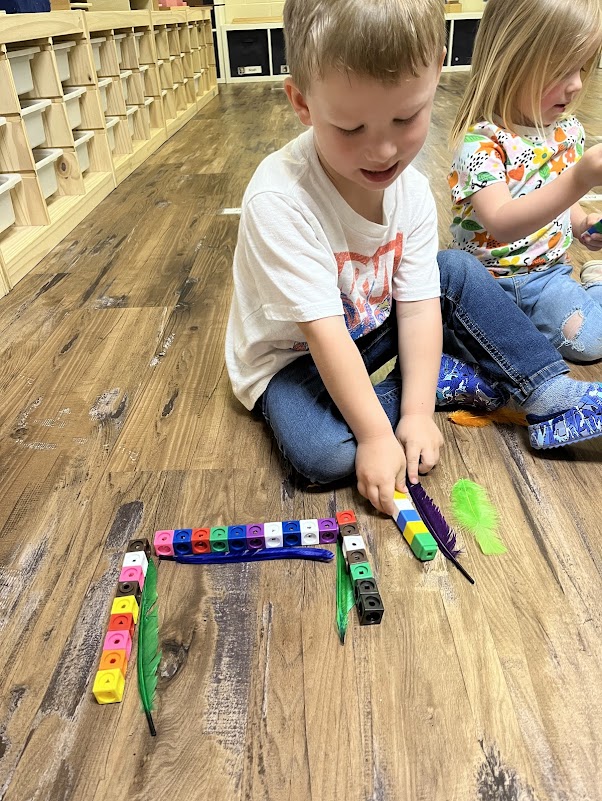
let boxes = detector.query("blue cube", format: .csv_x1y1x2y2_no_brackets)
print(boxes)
173,528,193,556
228,525,247,553
282,520,302,547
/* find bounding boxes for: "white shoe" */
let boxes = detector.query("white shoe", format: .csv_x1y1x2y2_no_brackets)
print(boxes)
581,260,602,285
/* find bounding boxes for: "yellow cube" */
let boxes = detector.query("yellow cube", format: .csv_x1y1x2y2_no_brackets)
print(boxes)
402,520,429,545
111,595,139,623
93,668,125,704
393,490,408,500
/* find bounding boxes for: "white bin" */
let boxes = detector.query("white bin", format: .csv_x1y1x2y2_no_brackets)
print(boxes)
134,31,145,61
97,77,112,113
0,173,22,235
105,116,119,153
20,98,52,149
90,37,106,74
114,34,127,67
194,72,201,95
63,86,87,130
126,105,137,138
54,41,76,84
120,70,132,104
32,148,63,200
72,130,94,174
7,47,40,96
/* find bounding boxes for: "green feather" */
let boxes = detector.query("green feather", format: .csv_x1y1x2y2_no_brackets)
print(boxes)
137,558,161,735
451,479,507,555
336,540,355,644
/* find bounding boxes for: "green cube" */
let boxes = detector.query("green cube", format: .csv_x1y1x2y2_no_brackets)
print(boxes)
350,561,373,582
210,526,229,553
410,532,437,561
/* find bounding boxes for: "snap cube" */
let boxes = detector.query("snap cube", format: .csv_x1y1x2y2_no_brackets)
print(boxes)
342,534,366,558
122,551,149,574
116,580,142,603
357,593,384,625
345,548,367,565
409,532,438,561
318,518,337,543
192,527,211,554
228,525,248,553
393,491,415,512
103,629,133,659
93,668,125,704
396,509,422,531
119,565,145,589
349,561,374,581
354,578,378,600
108,612,135,637
336,510,357,525
99,649,128,676
300,519,319,545
210,526,229,553
282,520,302,547
339,523,358,537
246,523,265,550
154,530,174,557
173,528,193,556
111,595,139,623
126,538,151,558
264,521,283,548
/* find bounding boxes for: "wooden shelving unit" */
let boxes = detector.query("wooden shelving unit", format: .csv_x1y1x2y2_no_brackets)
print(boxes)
0,7,218,297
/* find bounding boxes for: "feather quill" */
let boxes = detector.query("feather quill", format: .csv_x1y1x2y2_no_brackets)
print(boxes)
137,558,161,736
407,482,475,585
450,479,506,555
449,408,528,427
336,539,355,644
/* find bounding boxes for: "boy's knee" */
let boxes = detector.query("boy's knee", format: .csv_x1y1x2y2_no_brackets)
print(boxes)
560,309,602,362
288,437,356,485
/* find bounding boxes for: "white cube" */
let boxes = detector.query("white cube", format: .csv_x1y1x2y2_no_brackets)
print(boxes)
342,534,365,557
122,551,148,574
300,519,319,546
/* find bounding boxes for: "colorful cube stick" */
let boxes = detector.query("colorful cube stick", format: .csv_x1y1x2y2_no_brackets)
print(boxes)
93,537,151,705
153,517,340,558
337,512,384,626
392,491,438,561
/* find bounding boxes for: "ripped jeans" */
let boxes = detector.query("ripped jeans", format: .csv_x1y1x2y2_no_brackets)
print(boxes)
497,263,602,363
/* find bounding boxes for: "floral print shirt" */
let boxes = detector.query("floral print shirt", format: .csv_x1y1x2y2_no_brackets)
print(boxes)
448,116,584,276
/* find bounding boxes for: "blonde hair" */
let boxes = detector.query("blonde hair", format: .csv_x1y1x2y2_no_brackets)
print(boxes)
451,0,602,148
284,0,446,94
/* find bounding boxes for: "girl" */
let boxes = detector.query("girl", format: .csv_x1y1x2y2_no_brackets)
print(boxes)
448,0,602,362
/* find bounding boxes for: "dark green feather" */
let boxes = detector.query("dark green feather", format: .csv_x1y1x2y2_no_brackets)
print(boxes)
137,558,161,735
336,540,355,644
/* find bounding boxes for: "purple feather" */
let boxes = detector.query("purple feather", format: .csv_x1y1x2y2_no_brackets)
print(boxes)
407,482,475,585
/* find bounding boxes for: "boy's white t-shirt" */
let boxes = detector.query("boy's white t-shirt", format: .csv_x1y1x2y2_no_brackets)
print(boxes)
226,129,441,410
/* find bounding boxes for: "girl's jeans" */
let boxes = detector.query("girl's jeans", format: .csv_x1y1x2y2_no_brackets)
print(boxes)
497,263,602,363
258,250,568,484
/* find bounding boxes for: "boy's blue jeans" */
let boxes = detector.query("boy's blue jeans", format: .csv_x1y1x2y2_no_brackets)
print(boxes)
258,250,569,484
497,263,602,363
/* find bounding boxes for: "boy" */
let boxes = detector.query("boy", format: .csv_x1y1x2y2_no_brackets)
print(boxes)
225,0,602,517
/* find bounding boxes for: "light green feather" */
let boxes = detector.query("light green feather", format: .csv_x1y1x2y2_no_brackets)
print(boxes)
451,479,507,555
137,558,161,735
336,540,355,644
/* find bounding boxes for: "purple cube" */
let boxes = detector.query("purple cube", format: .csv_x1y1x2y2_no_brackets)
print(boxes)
246,523,265,550
318,518,338,543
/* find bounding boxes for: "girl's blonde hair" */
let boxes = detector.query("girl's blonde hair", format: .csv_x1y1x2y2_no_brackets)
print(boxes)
450,0,602,148
284,0,446,95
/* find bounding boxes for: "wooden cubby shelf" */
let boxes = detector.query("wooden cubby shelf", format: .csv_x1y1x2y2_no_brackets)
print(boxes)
0,6,218,297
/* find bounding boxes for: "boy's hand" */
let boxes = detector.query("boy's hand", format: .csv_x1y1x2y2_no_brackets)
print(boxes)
355,433,406,517
395,414,443,485
579,212,602,252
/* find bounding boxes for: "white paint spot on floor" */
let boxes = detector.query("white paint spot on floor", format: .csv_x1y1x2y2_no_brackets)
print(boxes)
150,333,175,367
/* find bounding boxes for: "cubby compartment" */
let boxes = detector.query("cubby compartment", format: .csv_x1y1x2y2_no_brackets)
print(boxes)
20,98,51,149
105,116,119,153
63,86,87,129
450,19,481,66
114,34,127,68
90,37,106,74
32,147,63,199
53,41,77,84
126,105,138,138
120,70,133,104
270,28,288,76
97,77,112,113
0,173,22,235
7,47,40,96
72,129,94,174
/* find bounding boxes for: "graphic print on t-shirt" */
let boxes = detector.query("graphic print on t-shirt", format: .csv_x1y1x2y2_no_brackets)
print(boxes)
336,233,403,339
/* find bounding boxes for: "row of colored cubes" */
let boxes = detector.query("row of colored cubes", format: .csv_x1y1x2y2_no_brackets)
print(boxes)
392,491,438,561
92,538,151,705
340,514,384,626
154,517,343,557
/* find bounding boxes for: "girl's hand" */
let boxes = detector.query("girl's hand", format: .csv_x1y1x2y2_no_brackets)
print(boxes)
395,414,444,486
579,212,602,252
355,433,406,517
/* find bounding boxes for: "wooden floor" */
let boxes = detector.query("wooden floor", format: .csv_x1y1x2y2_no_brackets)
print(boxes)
1,72,601,801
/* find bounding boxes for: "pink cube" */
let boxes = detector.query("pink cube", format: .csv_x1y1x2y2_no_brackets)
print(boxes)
119,565,145,589
103,630,132,659
154,529,175,557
